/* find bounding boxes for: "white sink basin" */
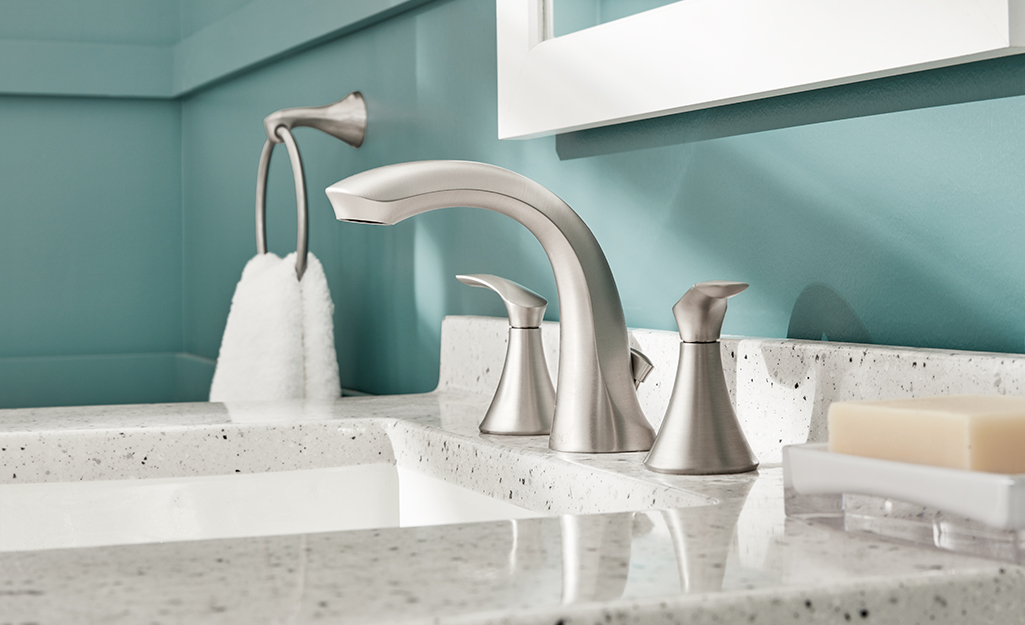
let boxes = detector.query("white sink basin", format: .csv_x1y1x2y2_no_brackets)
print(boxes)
0,404,714,554
0,464,541,552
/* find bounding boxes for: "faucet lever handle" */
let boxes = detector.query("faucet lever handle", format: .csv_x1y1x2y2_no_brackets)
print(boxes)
646,280,757,475
456,274,547,328
673,281,748,343
456,273,554,436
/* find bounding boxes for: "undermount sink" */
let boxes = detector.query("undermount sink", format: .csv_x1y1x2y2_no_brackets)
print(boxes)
0,414,714,553
0,464,541,552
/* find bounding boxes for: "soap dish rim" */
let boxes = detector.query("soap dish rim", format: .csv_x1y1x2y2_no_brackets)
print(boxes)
783,443,1025,530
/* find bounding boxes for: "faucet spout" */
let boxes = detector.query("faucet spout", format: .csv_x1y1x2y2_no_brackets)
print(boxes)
325,160,654,452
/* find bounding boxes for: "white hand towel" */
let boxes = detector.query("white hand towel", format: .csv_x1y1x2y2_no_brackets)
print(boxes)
209,252,341,402
297,253,341,399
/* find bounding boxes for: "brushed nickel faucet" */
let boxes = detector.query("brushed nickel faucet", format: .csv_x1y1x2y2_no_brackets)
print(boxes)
644,281,758,474
325,160,655,453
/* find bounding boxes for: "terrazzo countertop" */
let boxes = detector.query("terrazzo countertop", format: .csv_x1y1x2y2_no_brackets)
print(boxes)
2,316,1024,624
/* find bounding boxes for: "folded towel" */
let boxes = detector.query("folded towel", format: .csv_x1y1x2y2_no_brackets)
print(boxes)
209,252,341,402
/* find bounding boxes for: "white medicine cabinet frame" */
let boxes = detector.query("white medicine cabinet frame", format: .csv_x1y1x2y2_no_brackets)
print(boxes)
497,0,1025,140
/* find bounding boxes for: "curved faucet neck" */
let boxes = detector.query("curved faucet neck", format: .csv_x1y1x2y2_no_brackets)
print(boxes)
326,161,654,453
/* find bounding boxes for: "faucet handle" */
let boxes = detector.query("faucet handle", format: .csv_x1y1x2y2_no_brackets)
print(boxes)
456,274,547,328
673,281,748,343
457,273,555,435
646,279,757,475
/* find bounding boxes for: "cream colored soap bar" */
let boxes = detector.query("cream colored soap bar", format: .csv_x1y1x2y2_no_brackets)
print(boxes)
828,395,1025,474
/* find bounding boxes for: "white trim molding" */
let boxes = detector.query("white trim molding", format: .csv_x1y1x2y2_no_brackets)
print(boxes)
497,0,1025,140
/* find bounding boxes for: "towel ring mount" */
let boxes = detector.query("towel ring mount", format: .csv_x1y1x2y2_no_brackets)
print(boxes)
255,91,367,280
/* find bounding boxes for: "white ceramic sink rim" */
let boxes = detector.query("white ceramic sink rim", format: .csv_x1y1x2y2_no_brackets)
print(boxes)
0,414,715,553
0,463,542,552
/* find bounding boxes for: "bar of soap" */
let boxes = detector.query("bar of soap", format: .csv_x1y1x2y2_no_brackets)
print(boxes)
828,395,1025,474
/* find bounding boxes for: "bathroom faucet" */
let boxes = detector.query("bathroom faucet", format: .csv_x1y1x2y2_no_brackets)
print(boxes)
325,160,655,453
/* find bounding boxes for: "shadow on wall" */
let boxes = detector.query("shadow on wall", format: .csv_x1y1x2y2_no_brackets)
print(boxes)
556,53,1025,160
786,283,872,345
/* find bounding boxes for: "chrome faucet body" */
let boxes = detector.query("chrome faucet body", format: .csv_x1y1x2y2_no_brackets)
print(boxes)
325,160,655,453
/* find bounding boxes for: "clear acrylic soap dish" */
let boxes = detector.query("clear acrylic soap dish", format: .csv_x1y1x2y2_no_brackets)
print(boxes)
783,443,1025,563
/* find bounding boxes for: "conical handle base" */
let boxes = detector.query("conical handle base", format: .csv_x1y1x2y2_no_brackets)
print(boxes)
644,342,758,475
479,328,555,435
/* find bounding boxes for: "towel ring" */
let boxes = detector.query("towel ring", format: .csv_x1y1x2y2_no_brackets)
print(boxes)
256,127,308,280
255,91,367,281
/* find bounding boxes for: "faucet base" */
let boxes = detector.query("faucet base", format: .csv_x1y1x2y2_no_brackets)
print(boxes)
549,388,655,453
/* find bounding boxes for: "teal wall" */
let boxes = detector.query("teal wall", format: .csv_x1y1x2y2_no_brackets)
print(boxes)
0,0,180,44
0,0,182,407
0,95,193,407
0,0,427,407
4,0,1025,406
181,0,1025,395
180,0,254,38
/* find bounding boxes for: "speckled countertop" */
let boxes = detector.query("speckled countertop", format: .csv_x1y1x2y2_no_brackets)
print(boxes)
1,316,1024,625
